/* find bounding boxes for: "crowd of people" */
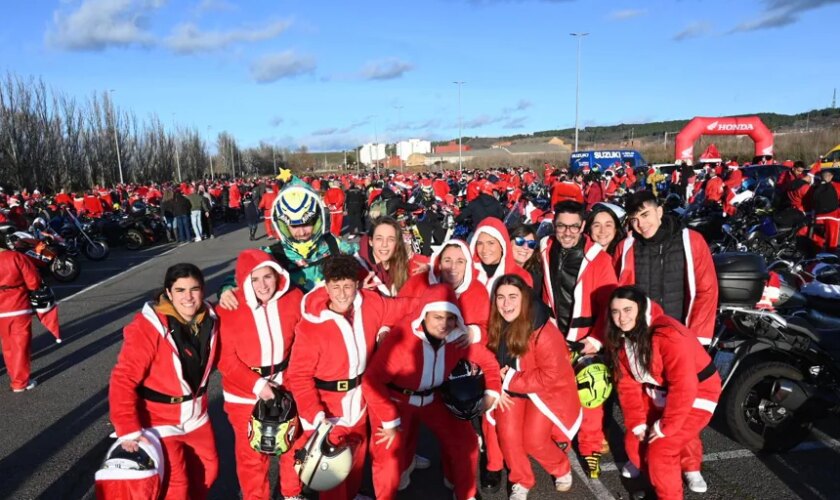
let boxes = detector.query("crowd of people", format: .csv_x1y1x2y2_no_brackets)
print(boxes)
2,153,839,500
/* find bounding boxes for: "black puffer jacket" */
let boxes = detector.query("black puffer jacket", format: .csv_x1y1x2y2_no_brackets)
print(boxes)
548,237,585,333
633,216,686,322
456,193,504,229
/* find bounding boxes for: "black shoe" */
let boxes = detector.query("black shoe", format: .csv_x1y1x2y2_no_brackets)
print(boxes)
480,469,501,493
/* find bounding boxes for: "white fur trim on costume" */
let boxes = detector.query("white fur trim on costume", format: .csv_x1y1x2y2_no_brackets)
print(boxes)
502,367,517,393
652,419,665,438
223,390,258,405
0,308,34,318
692,398,718,413
300,411,326,431
381,418,401,430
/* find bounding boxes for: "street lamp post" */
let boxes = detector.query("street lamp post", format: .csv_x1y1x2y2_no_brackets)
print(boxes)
394,105,404,172
207,126,214,180
109,90,124,185
453,81,465,173
570,32,588,152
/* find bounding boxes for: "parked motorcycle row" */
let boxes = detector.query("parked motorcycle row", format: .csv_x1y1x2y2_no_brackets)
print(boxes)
0,201,171,283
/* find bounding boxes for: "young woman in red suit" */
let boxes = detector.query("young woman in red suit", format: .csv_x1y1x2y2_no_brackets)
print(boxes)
605,285,721,500
489,274,582,500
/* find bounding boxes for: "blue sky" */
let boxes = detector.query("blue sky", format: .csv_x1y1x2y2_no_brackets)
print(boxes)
1,0,838,151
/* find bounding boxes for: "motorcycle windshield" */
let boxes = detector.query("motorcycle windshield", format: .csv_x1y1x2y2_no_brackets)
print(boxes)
760,216,777,237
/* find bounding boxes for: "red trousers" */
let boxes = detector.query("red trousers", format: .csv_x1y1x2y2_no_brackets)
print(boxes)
329,211,344,237
302,419,368,500
223,402,301,499
496,397,570,489
624,402,713,500
159,422,218,500
482,411,505,472
370,401,478,500
263,214,278,239
0,315,32,390
815,210,840,251
577,405,605,456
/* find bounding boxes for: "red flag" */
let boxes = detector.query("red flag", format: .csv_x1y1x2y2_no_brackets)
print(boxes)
36,305,61,343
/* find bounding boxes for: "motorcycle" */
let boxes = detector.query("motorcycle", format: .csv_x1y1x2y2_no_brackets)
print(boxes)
57,208,110,261
710,252,840,451
0,223,81,282
116,204,167,250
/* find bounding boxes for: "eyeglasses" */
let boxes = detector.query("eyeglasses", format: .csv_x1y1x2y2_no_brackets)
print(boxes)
554,223,582,234
513,237,537,249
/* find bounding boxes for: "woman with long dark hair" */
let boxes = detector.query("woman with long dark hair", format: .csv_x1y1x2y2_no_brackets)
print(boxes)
108,263,219,499
605,285,721,500
488,274,582,500
584,202,626,257
509,224,543,301
357,216,427,296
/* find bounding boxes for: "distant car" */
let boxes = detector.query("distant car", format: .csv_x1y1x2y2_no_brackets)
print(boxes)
740,164,787,183
813,144,840,170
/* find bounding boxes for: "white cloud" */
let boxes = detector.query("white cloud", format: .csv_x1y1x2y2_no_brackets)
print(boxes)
47,0,164,51
195,0,236,14
463,114,505,129
672,21,711,41
360,58,414,81
269,116,284,127
165,19,291,53
250,50,316,83
503,117,527,129
732,0,840,33
609,9,647,20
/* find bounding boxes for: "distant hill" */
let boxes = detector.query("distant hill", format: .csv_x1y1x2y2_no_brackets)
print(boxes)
438,107,840,148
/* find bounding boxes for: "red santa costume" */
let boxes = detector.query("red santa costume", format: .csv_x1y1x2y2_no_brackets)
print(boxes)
469,217,534,297
614,229,719,346
496,308,583,489
539,235,617,456
704,171,725,204
285,286,418,500
364,285,502,500
108,299,220,499
216,250,304,500
0,250,42,391
616,300,721,500
353,234,428,298
550,180,585,207
323,185,346,237
258,189,278,239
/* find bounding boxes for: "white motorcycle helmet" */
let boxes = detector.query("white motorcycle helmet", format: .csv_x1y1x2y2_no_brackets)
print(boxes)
95,432,165,500
294,421,354,491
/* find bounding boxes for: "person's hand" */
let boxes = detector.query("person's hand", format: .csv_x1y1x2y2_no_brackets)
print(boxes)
452,331,472,348
581,339,598,355
362,271,378,290
497,391,514,412
412,263,430,275
120,435,149,453
646,427,662,444
219,288,240,310
482,394,498,411
500,366,510,380
258,383,276,401
632,426,647,442
374,426,400,450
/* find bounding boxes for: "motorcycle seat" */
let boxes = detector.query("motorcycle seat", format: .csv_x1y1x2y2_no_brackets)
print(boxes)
787,314,840,353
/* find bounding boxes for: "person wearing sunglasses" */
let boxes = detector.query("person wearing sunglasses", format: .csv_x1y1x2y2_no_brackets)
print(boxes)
537,200,618,478
509,225,544,303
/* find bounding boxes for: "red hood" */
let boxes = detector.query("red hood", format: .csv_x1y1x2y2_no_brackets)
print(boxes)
234,249,291,308
408,284,468,344
428,239,475,295
469,217,520,283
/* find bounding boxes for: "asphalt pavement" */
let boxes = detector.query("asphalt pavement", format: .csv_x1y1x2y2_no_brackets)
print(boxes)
1,222,839,500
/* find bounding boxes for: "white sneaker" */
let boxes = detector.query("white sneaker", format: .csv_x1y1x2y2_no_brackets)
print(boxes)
12,380,37,393
194,236,202,242
555,472,573,492
621,461,641,479
282,496,305,500
414,454,431,470
684,471,708,493
509,483,529,500
398,468,411,491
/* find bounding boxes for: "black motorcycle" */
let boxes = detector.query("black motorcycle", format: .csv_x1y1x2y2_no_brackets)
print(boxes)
710,253,840,451
57,209,110,261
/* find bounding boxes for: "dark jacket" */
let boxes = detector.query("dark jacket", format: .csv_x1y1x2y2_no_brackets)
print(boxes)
172,194,192,217
548,237,585,333
456,193,504,228
345,187,366,213
243,199,259,224
633,216,686,321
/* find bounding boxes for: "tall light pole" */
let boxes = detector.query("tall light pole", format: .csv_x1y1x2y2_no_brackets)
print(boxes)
453,81,465,173
109,90,124,185
393,105,404,172
206,126,214,181
570,32,588,152
172,114,182,182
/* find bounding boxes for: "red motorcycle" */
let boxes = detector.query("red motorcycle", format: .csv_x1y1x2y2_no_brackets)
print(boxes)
0,220,81,282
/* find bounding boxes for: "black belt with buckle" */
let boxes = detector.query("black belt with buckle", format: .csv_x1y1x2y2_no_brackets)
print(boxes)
386,382,436,397
138,385,207,404
314,375,361,392
250,357,289,377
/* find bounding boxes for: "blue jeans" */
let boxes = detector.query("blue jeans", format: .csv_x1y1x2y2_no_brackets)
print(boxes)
175,215,190,241
190,210,203,239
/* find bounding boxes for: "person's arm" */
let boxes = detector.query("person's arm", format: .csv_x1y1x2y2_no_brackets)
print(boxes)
216,323,269,398
285,322,328,430
506,323,570,395
18,253,42,291
651,332,699,440
108,317,157,439
615,352,648,439
687,232,718,345
361,334,402,429
465,342,502,402
585,253,618,352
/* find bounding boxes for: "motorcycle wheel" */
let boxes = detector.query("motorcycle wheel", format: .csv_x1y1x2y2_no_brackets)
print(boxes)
51,255,81,282
83,240,110,261
124,229,144,250
723,360,812,452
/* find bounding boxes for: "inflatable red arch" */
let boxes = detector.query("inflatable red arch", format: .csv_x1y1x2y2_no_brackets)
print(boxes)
674,116,774,162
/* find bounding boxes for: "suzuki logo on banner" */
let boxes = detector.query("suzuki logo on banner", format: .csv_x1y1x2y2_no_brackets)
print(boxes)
706,120,755,132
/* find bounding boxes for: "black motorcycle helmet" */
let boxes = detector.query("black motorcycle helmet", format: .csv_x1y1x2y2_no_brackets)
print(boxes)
29,284,56,310
130,201,147,216
102,445,156,471
441,359,485,420
249,386,301,455
664,193,682,212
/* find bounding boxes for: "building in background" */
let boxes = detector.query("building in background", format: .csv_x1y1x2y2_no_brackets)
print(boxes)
359,143,386,166
396,139,432,162
433,141,472,154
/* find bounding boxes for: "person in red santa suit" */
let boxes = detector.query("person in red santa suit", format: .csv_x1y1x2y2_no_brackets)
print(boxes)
258,185,279,240
550,174,585,207
216,249,305,500
784,161,810,212
0,235,42,392
108,263,219,499
723,159,742,191
538,200,617,477
284,254,419,500
323,181,346,237
605,286,721,500
469,217,533,297
703,165,725,205
364,284,501,500
491,274,583,498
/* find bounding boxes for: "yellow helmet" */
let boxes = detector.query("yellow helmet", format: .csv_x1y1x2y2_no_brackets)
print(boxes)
272,185,325,258
574,355,613,409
